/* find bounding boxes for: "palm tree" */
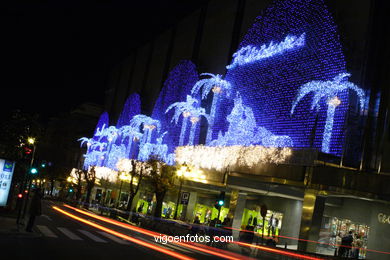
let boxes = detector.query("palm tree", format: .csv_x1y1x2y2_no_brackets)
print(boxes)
119,125,143,158
166,95,199,146
99,126,120,166
188,108,210,145
130,115,161,144
291,73,365,153
191,73,232,144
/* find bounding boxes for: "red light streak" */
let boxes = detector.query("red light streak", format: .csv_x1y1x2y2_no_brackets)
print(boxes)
224,227,390,255
62,204,248,260
61,204,333,259
234,241,323,260
52,206,194,260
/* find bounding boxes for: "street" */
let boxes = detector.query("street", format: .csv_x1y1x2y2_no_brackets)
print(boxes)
0,199,329,260
0,200,242,260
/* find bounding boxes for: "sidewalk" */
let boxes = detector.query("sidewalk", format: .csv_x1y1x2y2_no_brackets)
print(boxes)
0,214,41,238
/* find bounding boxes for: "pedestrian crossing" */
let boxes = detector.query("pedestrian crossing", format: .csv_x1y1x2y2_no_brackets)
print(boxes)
35,225,130,245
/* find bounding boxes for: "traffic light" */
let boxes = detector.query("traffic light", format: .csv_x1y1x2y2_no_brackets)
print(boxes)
17,193,23,199
215,191,225,209
69,188,73,193
41,163,46,168
30,168,38,174
24,147,32,155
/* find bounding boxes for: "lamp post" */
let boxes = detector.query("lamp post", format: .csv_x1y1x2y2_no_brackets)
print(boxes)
17,137,37,225
116,172,130,208
173,163,189,220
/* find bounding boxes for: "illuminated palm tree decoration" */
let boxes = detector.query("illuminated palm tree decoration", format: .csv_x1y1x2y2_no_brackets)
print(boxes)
97,126,119,166
78,137,107,168
191,73,232,144
291,73,365,153
166,95,201,146
119,125,143,158
188,107,210,146
130,115,161,144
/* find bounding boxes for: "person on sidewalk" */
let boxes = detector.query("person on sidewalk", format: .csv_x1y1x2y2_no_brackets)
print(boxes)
25,188,42,232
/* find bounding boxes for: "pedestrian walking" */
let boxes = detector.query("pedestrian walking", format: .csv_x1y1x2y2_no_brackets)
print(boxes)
26,187,43,232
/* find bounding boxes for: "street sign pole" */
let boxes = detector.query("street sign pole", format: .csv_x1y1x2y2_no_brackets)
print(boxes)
261,204,267,245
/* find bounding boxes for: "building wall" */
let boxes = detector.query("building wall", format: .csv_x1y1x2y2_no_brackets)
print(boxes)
142,30,172,114
169,11,199,70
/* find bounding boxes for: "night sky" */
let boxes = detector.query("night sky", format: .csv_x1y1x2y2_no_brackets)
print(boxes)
1,1,208,122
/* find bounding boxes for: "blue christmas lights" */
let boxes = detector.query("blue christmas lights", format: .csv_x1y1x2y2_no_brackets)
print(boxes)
116,93,141,128
152,60,199,152
191,73,232,144
291,73,365,153
78,0,366,171
213,0,352,156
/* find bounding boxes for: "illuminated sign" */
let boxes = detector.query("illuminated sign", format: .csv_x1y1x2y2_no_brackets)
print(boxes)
0,159,15,206
378,213,390,224
226,33,306,70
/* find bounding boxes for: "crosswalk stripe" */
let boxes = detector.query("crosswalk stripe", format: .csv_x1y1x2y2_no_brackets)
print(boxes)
36,225,58,238
57,227,83,240
78,230,107,243
97,231,130,245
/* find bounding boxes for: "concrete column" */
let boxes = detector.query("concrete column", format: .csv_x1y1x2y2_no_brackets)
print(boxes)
231,191,247,240
184,192,198,222
278,199,302,247
298,189,326,253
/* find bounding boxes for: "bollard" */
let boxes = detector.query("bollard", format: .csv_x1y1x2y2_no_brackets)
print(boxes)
285,242,287,249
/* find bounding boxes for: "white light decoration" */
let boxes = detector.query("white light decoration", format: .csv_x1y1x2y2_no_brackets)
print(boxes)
116,158,152,176
116,158,133,172
83,150,106,169
95,166,118,183
210,93,293,147
105,144,126,170
130,115,160,144
191,73,233,144
226,33,306,70
291,73,365,153
166,95,208,146
175,145,292,171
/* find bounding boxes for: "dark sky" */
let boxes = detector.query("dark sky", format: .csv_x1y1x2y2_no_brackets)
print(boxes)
1,0,208,122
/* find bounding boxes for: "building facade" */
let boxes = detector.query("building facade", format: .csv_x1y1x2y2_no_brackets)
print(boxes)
99,0,389,258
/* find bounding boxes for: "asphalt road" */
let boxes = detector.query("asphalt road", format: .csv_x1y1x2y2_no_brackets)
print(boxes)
0,200,232,260
1,200,329,260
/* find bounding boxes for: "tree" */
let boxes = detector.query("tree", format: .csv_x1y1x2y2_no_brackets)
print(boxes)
71,169,84,201
116,159,151,212
191,73,232,144
291,73,365,153
84,166,96,208
146,157,176,218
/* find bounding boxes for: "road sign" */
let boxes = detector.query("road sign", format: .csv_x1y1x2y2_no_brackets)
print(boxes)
0,159,15,207
181,192,190,205
260,204,268,218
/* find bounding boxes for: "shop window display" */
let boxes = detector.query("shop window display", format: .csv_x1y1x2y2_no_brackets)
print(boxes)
241,208,283,237
135,199,149,214
193,204,229,224
161,201,183,219
317,216,369,258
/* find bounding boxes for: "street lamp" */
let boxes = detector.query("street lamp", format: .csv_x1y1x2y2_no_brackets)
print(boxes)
116,172,131,208
173,163,190,220
17,137,37,225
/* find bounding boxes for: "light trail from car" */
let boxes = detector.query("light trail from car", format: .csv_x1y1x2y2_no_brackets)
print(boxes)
52,206,194,260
